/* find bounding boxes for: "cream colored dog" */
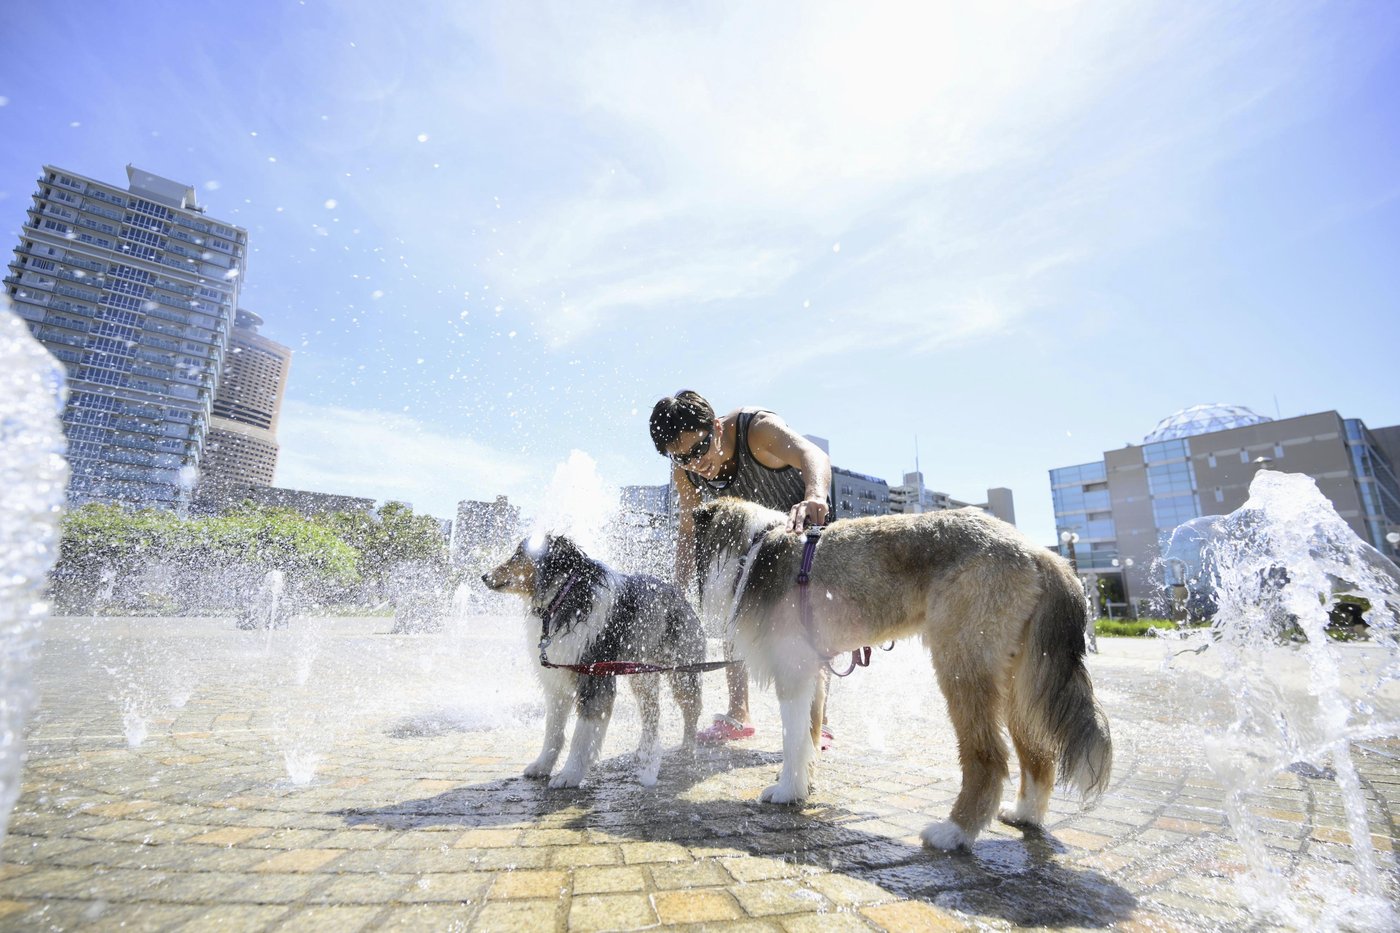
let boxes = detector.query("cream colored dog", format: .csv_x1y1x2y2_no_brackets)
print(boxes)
691,498,1112,850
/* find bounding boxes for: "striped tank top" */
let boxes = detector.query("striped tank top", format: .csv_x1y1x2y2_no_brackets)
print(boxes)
685,409,810,512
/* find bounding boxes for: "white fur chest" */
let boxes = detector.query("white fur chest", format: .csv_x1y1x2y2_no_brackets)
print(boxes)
524,575,616,679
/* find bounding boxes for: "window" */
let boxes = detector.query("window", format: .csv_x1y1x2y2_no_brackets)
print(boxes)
1143,439,1190,464
1239,450,1249,464
1148,461,1195,496
1152,493,1200,530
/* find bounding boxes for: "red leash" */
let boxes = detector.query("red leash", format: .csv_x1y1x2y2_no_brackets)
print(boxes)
540,658,733,676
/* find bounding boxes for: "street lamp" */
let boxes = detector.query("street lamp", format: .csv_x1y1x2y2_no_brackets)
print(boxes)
1060,531,1096,652
1059,530,1080,572
1388,531,1400,559
1109,557,1135,620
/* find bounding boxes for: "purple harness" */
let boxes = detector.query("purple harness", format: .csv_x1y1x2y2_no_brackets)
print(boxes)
796,526,881,677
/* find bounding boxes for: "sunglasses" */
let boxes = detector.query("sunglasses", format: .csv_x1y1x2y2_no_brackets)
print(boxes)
669,431,712,467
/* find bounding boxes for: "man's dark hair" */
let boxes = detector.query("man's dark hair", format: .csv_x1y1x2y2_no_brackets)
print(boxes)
649,390,714,455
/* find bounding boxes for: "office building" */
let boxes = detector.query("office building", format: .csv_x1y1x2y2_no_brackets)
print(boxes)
200,309,290,487
832,467,889,519
1050,403,1400,614
889,471,1016,525
192,481,374,518
452,496,522,568
5,165,246,507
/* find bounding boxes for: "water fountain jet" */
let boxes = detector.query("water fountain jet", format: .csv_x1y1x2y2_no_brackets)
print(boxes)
1164,470,1399,930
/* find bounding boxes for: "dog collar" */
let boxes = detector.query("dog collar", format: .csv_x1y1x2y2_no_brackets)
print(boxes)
537,572,581,663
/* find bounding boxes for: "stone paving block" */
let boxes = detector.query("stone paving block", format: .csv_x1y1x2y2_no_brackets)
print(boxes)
567,892,659,931
175,903,294,930
251,847,345,873
1053,827,1115,851
1145,890,1253,927
487,867,569,900
802,870,900,908
860,899,968,931
730,878,834,917
549,843,623,868
781,909,881,932
470,899,559,932
451,827,520,848
269,904,383,932
187,846,277,872
394,849,482,873
0,866,93,899
458,845,553,870
383,829,458,850
650,858,730,889
724,856,806,883
620,840,692,863
224,873,331,904
653,888,746,924
186,826,271,847
0,900,31,921
520,827,589,847
400,870,491,903
306,871,416,904
571,864,648,894
317,829,392,850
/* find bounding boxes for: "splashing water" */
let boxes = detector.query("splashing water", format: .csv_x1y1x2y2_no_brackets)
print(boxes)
1165,470,1400,930
283,747,321,786
529,449,617,557
121,701,149,749
0,306,68,846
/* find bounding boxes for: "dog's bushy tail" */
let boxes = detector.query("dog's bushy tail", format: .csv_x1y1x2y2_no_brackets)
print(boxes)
1024,552,1113,802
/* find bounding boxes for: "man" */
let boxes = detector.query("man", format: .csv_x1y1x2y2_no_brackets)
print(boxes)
649,390,832,744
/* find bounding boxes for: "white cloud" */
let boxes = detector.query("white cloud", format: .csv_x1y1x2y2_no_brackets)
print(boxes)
274,400,542,520
446,0,1357,358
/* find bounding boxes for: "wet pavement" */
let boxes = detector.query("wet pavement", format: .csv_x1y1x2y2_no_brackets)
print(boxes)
1,615,1397,931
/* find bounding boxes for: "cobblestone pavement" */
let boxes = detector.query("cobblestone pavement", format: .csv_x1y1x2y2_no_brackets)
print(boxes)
1,616,1397,931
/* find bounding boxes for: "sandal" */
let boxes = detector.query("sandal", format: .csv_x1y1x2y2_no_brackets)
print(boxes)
697,714,755,744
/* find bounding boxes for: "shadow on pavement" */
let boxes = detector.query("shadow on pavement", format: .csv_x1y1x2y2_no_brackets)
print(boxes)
340,746,1137,928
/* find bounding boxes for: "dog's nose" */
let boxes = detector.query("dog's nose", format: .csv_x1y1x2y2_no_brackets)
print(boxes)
480,573,492,587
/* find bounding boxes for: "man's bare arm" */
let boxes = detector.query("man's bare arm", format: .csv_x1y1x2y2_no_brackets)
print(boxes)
673,464,702,592
746,413,832,531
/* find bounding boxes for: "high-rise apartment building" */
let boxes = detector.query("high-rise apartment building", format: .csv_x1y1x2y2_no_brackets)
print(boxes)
5,165,247,507
1049,403,1400,613
889,471,1016,525
200,309,290,487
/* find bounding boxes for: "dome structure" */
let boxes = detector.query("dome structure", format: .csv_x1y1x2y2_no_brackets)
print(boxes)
1143,403,1271,444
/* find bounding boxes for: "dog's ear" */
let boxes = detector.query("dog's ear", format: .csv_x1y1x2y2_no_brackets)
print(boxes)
537,533,586,584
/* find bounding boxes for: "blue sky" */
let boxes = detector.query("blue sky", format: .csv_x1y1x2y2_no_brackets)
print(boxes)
3,1,1398,543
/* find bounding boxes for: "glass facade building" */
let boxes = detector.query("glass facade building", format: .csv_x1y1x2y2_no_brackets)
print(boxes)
5,166,247,507
1050,405,1400,613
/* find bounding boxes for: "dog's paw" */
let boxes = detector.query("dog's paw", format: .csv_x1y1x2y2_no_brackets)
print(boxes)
523,757,554,779
548,767,585,789
759,779,808,804
997,802,1041,828
920,820,972,851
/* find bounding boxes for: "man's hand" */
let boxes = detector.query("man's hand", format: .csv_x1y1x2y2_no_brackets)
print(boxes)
787,498,829,533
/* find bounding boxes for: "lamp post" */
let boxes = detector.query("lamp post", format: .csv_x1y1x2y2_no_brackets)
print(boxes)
1388,531,1400,560
1109,557,1135,620
1061,531,1096,653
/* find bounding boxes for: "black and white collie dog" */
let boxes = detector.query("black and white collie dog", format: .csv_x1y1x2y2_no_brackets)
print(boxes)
482,534,704,788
